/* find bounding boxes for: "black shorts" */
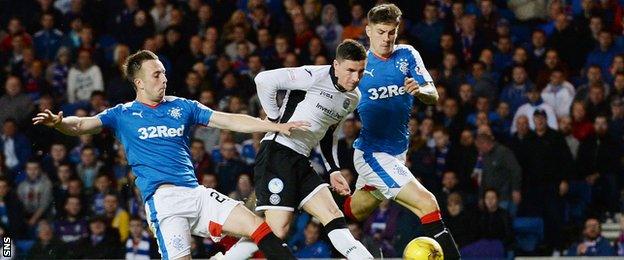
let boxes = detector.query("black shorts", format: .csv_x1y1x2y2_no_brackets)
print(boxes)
254,140,327,211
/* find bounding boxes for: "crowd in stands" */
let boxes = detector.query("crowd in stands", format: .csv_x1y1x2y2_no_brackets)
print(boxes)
1,0,624,258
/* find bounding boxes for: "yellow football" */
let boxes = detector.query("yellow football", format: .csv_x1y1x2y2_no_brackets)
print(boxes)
403,237,444,260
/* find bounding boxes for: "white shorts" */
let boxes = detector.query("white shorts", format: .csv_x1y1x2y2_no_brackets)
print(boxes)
144,185,241,260
353,149,415,200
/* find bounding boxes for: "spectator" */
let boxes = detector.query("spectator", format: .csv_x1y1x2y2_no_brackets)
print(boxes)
214,141,249,194
228,173,256,211
316,4,343,57
466,62,497,101
438,53,466,93
51,163,74,216
609,99,624,140
0,177,27,238
525,30,548,65
535,50,569,90
577,116,621,216
585,84,610,120
558,116,580,160
576,65,611,101
0,18,33,52
33,12,63,62
125,217,158,260
90,173,112,213
437,171,464,211
41,142,70,181
476,189,514,250
445,192,477,249
190,139,214,182
500,66,535,115
55,195,88,245
474,133,522,214
342,3,366,43
411,2,444,60
150,0,173,33
293,220,332,258
45,47,71,101
76,145,104,189
570,101,595,141
27,219,66,259
335,118,358,173
241,132,262,165
103,193,130,242
448,129,478,195
522,108,572,251
492,102,512,141
466,96,499,128
16,159,53,227
586,30,620,74
0,75,34,125
70,216,123,259
542,69,575,118
566,217,616,256
67,49,104,104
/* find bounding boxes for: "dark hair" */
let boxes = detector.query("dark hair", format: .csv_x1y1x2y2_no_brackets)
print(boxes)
367,3,402,25
123,50,159,88
335,39,366,61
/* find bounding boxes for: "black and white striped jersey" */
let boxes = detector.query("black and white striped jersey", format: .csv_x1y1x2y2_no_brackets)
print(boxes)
255,65,360,172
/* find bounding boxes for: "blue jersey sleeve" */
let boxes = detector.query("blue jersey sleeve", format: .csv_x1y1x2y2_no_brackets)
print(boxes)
189,100,214,125
404,45,433,84
96,104,123,129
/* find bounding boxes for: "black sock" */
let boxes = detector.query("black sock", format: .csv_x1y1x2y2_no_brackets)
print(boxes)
421,220,461,260
257,232,296,260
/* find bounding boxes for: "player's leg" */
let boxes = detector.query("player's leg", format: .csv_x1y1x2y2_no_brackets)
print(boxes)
221,205,295,260
394,181,459,259
301,185,374,259
343,185,382,221
356,150,460,259
145,191,194,260
194,186,295,260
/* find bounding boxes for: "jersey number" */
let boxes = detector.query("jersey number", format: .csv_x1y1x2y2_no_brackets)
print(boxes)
367,85,405,100
138,127,157,139
210,191,226,203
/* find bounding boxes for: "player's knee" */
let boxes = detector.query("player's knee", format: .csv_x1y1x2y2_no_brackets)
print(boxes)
268,222,290,239
416,190,439,212
351,203,374,221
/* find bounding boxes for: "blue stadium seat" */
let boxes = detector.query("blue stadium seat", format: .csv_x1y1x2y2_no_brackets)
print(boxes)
15,239,35,258
513,217,544,253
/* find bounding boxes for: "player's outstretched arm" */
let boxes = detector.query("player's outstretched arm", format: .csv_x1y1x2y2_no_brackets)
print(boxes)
32,109,103,136
207,111,310,136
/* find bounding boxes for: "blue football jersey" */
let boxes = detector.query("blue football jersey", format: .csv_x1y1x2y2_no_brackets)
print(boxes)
354,44,433,155
97,96,213,200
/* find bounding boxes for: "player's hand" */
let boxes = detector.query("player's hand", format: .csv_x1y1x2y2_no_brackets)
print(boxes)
329,171,351,196
577,243,588,255
404,77,420,96
32,109,63,128
276,120,311,136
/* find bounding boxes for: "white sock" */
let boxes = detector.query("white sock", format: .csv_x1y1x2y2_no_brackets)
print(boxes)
327,228,374,259
223,237,258,260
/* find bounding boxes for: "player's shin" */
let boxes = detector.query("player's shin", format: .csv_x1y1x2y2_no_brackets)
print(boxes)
420,210,461,260
325,217,374,259
250,222,296,260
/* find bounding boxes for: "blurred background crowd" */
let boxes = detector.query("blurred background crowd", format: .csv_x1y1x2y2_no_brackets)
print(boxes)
1,0,624,258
